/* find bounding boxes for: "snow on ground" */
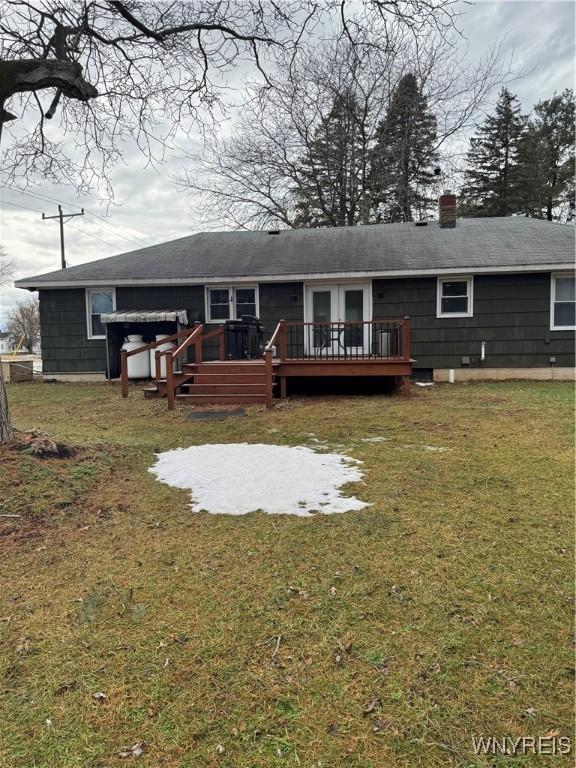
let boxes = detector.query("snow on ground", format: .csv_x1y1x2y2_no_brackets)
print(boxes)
149,443,369,517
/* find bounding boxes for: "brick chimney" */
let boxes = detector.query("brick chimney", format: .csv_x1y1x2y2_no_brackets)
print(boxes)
439,190,457,228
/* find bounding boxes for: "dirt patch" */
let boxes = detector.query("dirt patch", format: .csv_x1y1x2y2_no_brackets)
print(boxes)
0,437,121,549
9,430,76,459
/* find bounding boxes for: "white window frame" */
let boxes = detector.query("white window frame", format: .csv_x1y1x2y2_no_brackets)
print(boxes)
86,287,116,339
436,276,474,318
550,272,576,331
205,285,259,323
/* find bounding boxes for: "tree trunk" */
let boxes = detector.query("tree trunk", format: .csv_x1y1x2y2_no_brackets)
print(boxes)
0,100,14,445
0,364,13,444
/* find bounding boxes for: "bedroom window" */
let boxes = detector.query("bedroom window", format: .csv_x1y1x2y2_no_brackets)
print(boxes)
437,276,473,318
206,286,258,322
86,288,115,339
551,273,575,330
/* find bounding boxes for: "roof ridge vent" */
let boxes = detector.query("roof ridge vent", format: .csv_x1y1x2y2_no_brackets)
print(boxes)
268,229,280,235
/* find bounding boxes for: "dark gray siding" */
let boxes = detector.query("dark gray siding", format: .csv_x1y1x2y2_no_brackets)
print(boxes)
39,289,107,373
373,273,575,369
115,286,205,321
259,283,304,339
39,275,573,375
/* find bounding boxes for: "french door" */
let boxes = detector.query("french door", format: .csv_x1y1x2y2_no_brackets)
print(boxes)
304,283,371,356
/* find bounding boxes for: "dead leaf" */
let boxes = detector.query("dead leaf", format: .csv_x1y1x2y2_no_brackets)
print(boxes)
54,681,78,696
545,729,560,738
92,691,107,702
372,718,390,733
522,707,537,718
362,696,381,716
118,741,146,758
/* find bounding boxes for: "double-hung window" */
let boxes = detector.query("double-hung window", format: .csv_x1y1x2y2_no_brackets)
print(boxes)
437,276,473,318
86,288,115,339
206,286,258,322
551,273,575,330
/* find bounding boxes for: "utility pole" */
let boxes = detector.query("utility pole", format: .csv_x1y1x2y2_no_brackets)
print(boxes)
42,205,85,269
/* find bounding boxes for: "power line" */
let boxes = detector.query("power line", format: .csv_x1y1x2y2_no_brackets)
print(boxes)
4,183,148,246
1,199,43,213
2,184,149,248
1,198,128,252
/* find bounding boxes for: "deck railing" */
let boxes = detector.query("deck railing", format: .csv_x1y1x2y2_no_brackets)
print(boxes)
267,318,410,362
164,323,226,410
120,325,194,398
264,321,285,409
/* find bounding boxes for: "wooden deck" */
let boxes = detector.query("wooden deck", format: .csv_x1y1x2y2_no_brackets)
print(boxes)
122,319,413,409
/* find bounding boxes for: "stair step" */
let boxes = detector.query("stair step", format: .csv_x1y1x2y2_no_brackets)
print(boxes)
181,383,267,395
192,374,268,384
176,394,266,404
183,363,268,374
142,386,162,399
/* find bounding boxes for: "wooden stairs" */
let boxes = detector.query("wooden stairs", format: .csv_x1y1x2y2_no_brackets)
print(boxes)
143,360,277,405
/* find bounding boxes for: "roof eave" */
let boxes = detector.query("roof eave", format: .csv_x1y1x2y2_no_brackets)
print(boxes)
15,262,575,290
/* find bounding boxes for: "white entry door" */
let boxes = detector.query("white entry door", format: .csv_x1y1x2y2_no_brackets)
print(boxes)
304,283,371,356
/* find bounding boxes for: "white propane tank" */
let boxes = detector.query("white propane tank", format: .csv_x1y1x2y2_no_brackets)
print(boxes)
122,334,150,378
149,334,176,378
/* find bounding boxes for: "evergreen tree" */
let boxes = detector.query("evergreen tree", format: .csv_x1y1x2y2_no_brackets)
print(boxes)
369,73,438,222
294,90,367,227
460,88,527,217
517,89,575,221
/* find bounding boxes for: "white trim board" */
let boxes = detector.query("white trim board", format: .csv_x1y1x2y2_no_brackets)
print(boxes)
16,263,576,290
85,287,116,339
204,284,260,323
436,276,474,318
550,272,576,331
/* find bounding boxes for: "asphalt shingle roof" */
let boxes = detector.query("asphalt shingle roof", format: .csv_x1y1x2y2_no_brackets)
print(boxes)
16,217,575,288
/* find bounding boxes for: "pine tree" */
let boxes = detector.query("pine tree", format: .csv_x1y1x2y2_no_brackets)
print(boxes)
369,73,438,223
294,90,367,227
517,89,575,221
460,88,527,217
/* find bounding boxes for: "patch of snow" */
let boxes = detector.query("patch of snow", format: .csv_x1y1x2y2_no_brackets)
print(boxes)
361,436,389,443
149,443,369,517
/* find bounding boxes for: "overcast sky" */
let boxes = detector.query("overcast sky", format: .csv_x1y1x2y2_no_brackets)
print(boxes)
0,0,574,328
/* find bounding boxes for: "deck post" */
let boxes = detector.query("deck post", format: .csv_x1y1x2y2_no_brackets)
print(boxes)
280,376,287,399
193,321,203,365
166,355,175,411
155,350,162,381
120,349,128,398
264,348,273,409
402,376,411,397
402,316,411,361
279,319,287,361
218,327,225,360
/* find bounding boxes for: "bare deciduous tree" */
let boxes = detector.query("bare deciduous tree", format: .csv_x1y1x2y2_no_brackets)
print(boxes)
0,0,324,193
180,21,509,229
7,295,40,353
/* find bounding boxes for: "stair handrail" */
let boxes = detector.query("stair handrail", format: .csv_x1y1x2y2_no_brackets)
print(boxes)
165,322,204,410
263,320,285,409
120,325,198,398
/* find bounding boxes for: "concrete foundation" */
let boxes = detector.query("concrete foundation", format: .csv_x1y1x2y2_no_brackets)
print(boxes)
46,372,108,382
433,367,575,382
